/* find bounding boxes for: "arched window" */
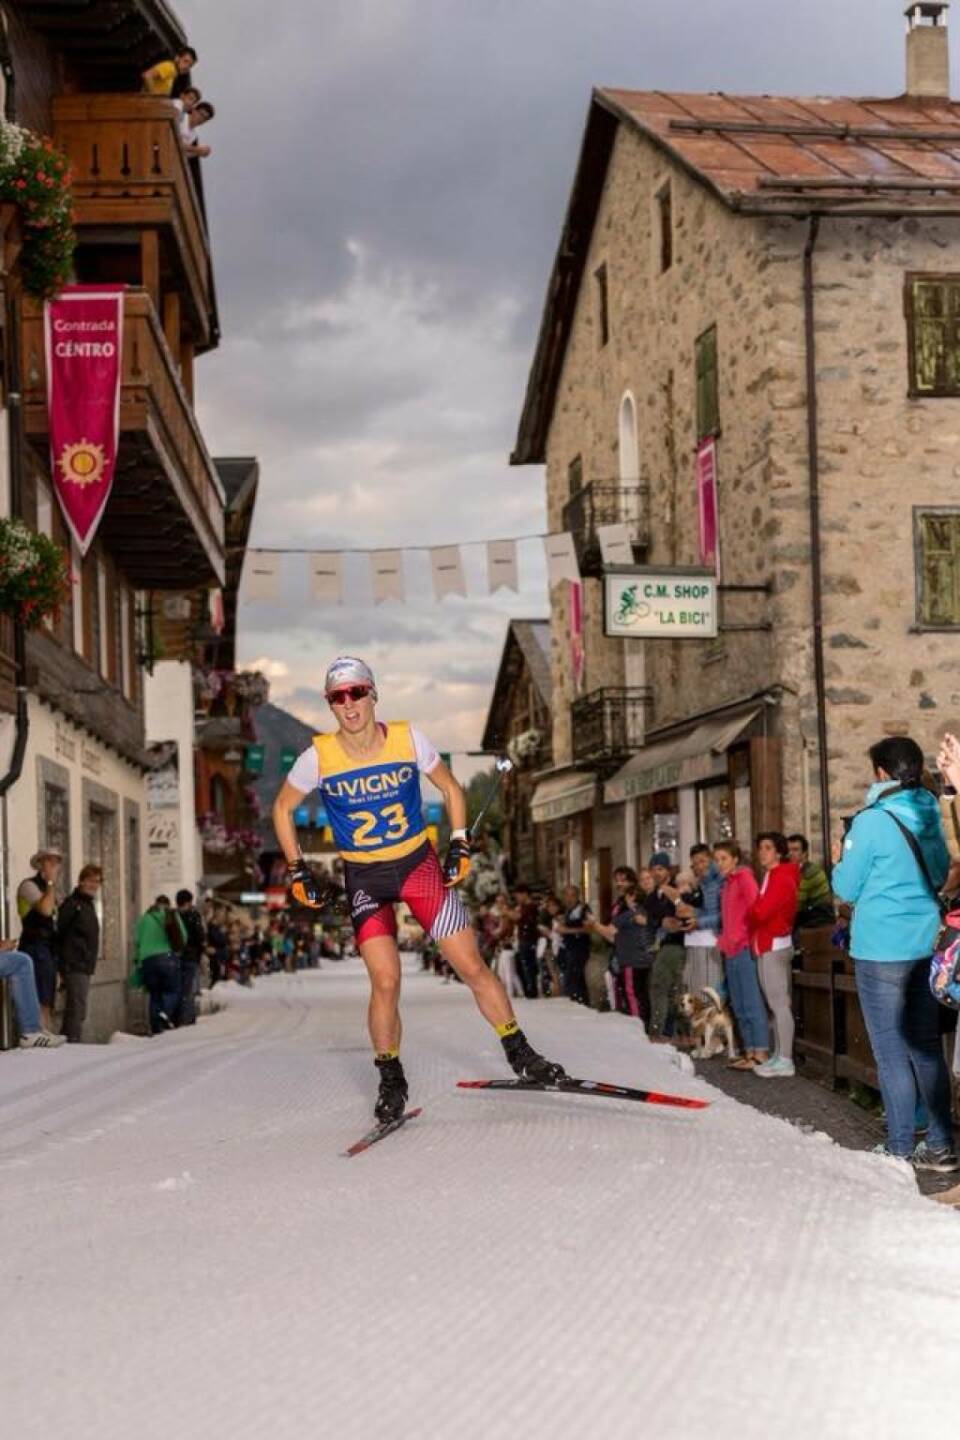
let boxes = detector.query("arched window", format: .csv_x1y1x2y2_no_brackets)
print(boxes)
618,392,639,484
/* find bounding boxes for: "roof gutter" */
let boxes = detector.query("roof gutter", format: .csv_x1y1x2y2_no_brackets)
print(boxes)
803,214,832,869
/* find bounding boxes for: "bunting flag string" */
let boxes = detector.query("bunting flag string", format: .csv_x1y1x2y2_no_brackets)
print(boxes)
237,528,598,607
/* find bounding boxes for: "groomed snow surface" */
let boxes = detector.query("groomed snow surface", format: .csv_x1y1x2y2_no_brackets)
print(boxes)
1,956,958,1440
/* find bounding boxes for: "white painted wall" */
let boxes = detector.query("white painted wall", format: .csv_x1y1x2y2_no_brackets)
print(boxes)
143,660,200,894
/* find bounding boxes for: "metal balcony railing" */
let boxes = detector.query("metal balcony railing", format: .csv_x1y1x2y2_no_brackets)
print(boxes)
561,482,650,575
571,687,652,766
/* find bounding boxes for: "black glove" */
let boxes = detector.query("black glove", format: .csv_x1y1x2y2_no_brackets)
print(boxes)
442,834,471,889
287,859,328,910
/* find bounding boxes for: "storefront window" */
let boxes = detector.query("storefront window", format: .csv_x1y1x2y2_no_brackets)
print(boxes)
698,781,732,846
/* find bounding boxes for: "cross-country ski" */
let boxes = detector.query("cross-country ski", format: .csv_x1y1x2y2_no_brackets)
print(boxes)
343,1106,423,1157
457,1077,711,1109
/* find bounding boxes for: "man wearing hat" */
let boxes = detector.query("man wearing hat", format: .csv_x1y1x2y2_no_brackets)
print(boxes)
18,847,63,1031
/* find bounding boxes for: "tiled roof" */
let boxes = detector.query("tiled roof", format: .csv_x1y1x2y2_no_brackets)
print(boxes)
600,88,960,211
512,87,960,465
481,620,552,754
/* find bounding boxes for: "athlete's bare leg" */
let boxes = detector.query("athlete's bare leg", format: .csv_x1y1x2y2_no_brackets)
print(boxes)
359,934,404,1053
437,926,515,1029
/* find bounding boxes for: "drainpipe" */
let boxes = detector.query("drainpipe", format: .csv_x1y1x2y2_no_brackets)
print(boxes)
803,214,832,868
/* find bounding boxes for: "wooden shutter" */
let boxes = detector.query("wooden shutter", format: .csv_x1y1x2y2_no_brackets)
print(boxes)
919,511,960,625
696,326,719,439
908,277,960,396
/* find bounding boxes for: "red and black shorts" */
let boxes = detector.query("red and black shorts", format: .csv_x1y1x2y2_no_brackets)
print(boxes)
344,841,470,946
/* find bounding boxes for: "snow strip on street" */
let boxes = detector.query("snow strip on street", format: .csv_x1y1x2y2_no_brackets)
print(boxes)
0,957,956,1440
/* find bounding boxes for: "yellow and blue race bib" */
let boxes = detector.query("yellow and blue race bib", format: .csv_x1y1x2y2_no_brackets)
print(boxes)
314,722,427,864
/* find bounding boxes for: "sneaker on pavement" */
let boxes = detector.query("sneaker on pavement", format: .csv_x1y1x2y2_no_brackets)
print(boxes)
19,1030,66,1049
912,1140,960,1174
754,1055,796,1079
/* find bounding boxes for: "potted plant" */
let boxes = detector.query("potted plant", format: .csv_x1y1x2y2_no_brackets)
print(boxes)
0,517,71,629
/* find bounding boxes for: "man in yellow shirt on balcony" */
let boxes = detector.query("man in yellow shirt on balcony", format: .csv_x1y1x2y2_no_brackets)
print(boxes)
142,46,197,98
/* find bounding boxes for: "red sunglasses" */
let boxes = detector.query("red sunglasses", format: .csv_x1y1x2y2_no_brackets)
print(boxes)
327,685,372,706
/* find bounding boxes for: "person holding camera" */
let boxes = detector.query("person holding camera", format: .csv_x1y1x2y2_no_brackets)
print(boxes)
832,737,956,1171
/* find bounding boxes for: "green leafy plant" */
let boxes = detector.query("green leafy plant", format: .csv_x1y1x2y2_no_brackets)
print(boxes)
0,517,71,628
0,122,75,298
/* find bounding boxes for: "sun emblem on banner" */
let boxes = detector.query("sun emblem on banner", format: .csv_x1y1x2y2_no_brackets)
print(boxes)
58,439,106,488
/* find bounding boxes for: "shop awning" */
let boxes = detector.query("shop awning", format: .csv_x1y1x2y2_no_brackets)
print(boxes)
604,707,762,805
531,770,597,824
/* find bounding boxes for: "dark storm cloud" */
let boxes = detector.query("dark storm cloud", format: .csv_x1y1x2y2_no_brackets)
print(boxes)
179,0,925,757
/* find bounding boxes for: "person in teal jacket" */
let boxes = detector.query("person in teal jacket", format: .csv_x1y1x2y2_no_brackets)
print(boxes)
831,737,956,1169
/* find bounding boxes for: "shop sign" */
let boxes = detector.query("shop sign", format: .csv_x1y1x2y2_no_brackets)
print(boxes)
532,784,596,824
604,567,718,640
145,741,182,890
54,723,77,763
240,892,267,905
279,746,297,774
244,744,265,775
620,760,683,801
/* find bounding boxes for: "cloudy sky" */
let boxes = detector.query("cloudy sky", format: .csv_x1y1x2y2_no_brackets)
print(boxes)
182,0,936,771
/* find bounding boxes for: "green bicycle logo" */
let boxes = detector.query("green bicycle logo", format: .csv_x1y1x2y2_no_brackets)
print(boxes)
615,585,651,626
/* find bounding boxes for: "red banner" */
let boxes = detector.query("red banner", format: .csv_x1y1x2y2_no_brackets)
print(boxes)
569,579,584,695
44,285,124,555
696,436,719,573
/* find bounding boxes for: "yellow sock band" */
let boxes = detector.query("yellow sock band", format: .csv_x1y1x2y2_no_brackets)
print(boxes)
495,1020,519,1039
375,1049,399,1062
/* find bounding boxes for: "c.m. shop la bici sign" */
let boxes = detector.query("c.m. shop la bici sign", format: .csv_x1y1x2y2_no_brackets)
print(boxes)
603,566,718,640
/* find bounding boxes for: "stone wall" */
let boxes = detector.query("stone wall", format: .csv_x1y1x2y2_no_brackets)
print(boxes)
771,213,960,822
543,123,779,766
539,120,960,852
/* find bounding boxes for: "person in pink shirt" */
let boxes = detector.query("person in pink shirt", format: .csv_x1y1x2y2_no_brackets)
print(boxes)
713,839,769,1070
749,833,800,1078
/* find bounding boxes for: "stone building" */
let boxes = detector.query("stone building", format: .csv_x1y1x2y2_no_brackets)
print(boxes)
513,3,960,900
481,619,552,886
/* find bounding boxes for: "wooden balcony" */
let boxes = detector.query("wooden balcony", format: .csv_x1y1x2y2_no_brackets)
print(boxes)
21,289,225,588
52,94,214,350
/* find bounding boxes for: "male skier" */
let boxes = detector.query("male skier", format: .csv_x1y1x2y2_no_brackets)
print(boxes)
272,657,566,1123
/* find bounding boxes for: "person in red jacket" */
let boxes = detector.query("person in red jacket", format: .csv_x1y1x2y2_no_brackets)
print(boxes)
749,832,800,1079
713,839,769,1070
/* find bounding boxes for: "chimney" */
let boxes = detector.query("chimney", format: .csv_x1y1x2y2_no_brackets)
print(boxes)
905,3,951,98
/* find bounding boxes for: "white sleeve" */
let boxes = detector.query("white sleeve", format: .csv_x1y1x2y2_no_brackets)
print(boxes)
286,746,320,794
411,727,440,774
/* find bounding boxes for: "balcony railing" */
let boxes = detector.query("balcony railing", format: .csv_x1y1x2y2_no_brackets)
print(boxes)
561,482,650,576
571,687,652,766
21,289,225,588
51,95,214,349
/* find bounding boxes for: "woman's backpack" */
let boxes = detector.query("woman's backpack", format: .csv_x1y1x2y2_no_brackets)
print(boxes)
930,912,960,1010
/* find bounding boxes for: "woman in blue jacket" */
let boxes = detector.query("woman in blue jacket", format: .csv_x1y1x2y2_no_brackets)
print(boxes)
832,736,956,1169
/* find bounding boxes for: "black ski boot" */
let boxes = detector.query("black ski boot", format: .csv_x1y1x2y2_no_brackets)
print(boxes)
500,1027,567,1086
374,1055,409,1124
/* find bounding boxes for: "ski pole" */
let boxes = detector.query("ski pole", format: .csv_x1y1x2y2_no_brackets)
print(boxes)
468,756,513,841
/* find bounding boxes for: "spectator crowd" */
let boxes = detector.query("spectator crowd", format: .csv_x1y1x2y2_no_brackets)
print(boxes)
142,42,217,159
454,730,960,1195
